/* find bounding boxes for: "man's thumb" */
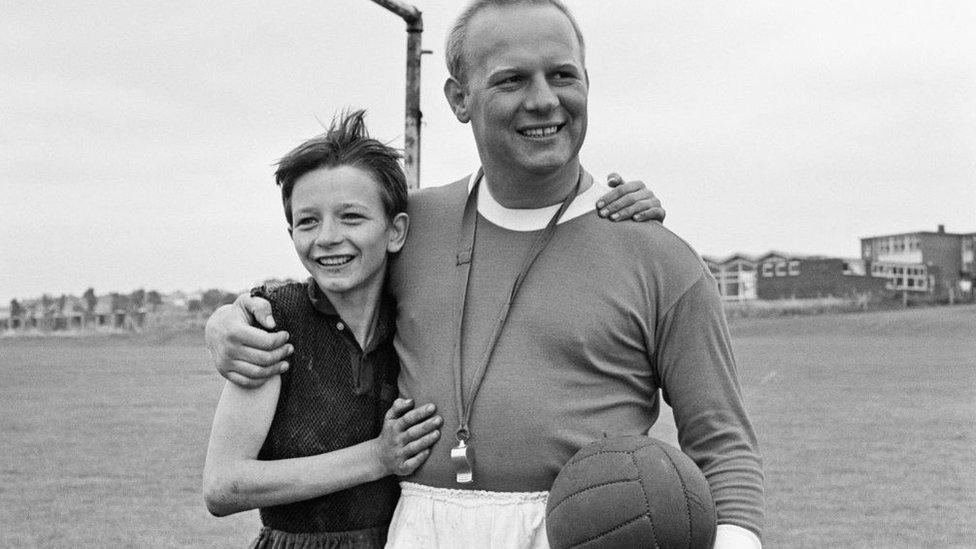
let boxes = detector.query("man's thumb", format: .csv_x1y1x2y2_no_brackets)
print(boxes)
242,296,276,330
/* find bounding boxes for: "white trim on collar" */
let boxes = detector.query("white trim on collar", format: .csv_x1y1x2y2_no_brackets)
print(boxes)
466,171,607,232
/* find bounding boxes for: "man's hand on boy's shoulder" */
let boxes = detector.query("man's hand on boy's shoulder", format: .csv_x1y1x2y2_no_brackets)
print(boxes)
596,173,666,223
205,294,293,388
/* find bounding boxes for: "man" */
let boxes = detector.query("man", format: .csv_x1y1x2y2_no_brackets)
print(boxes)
208,1,763,547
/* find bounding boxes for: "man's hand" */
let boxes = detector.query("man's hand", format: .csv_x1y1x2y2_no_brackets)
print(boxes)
205,294,293,388
596,173,666,223
373,399,442,477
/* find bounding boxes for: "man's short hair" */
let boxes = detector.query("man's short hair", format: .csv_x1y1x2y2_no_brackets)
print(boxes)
445,0,586,84
274,109,407,226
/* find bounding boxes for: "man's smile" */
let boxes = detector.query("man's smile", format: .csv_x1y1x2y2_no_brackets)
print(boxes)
518,124,565,138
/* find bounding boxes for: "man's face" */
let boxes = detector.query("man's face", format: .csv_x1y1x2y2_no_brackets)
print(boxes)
449,4,588,177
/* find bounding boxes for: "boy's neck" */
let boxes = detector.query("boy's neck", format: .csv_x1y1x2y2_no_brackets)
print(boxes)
321,282,384,348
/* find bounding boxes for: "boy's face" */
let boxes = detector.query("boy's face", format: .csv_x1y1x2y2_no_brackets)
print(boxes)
288,165,407,301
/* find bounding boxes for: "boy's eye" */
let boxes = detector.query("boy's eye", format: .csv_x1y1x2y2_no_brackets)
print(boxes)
295,217,317,227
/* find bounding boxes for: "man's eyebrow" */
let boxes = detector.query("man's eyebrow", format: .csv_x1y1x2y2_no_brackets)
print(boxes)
486,66,520,78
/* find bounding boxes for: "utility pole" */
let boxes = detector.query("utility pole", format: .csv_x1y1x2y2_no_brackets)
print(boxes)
369,0,425,189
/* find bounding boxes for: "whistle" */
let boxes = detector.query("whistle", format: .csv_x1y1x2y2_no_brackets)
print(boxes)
451,439,474,484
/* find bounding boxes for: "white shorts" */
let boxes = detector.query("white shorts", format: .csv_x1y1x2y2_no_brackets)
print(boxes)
385,482,550,549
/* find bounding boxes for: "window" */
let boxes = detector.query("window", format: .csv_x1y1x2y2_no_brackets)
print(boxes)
774,262,787,277
762,263,774,277
788,260,800,276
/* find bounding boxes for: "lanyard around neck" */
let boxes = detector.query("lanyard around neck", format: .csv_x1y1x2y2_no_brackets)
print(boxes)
451,168,583,444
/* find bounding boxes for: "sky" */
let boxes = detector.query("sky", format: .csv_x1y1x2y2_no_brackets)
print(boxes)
2,0,974,303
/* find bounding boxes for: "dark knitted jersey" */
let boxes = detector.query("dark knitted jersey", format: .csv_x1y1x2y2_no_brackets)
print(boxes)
252,281,400,533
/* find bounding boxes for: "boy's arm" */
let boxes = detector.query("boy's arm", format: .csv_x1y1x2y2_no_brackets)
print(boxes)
202,378,441,516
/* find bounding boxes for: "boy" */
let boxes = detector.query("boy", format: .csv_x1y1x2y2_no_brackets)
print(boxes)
204,110,441,548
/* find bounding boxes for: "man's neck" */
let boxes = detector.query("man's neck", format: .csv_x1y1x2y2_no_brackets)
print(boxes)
480,159,587,209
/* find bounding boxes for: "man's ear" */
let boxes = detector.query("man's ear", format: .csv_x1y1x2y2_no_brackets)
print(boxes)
387,213,409,254
444,77,470,123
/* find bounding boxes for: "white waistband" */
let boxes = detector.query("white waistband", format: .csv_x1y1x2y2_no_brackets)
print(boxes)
399,482,549,506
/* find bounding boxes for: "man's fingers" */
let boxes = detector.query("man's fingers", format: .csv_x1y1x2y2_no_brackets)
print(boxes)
606,172,624,187
232,339,294,366
229,325,290,353
225,371,267,389
227,359,284,380
239,295,277,330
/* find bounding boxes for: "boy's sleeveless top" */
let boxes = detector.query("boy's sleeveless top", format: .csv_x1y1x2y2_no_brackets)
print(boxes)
252,281,400,533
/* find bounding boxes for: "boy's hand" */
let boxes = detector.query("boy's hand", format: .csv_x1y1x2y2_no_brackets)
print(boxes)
205,294,293,388
596,173,666,223
374,399,442,477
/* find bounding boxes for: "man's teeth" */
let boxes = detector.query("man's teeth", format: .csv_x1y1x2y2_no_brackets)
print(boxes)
317,255,354,267
521,125,560,137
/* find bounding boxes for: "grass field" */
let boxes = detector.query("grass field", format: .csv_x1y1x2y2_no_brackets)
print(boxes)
2,305,974,548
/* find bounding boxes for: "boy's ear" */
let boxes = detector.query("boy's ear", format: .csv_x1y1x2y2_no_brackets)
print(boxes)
286,225,293,238
444,78,470,123
387,213,409,254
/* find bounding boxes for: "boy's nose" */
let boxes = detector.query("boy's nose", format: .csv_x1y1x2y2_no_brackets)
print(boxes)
314,219,343,246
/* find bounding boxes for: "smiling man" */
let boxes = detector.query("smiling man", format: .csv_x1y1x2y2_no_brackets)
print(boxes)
207,0,764,547
378,1,765,547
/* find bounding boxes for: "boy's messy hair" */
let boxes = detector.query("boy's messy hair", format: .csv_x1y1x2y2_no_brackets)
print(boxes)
275,109,407,226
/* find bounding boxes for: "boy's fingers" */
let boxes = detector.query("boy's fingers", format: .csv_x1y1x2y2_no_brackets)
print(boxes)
386,398,414,420
596,177,642,214
405,415,443,440
403,431,440,455
630,204,666,223
606,172,624,187
398,449,432,474
397,403,437,428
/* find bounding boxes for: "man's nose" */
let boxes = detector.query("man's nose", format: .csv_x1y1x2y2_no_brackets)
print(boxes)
523,77,559,113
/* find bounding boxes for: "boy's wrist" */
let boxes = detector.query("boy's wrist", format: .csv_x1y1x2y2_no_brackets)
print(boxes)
365,438,391,479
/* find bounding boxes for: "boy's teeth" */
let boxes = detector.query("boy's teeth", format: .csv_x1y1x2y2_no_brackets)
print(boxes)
318,255,353,266
521,126,559,137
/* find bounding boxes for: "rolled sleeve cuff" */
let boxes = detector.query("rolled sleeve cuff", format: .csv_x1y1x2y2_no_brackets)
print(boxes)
714,524,761,549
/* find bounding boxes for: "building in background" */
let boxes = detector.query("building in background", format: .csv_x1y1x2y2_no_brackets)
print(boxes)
704,253,765,302
756,256,887,300
860,224,973,299
706,251,884,301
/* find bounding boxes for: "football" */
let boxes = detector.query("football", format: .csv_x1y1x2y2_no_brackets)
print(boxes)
545,435,716,549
